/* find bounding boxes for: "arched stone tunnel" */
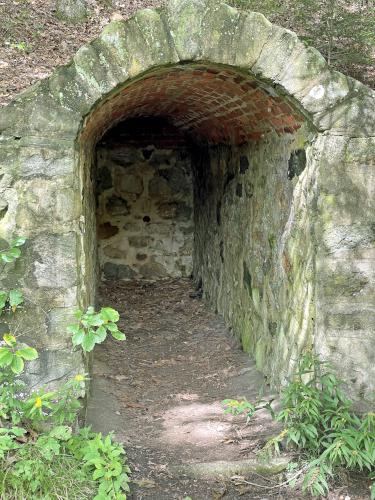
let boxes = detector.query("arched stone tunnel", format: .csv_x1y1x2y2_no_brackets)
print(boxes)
80,61,311,389
0,0,374,408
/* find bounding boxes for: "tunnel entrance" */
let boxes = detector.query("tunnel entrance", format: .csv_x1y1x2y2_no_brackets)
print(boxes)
2,0,374,459
78,62,312,387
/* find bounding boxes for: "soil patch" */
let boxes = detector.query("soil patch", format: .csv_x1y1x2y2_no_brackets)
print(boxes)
86,279,370,499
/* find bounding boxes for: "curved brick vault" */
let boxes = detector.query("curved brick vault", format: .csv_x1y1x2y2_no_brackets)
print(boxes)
81,64,304,145
0,0,375,404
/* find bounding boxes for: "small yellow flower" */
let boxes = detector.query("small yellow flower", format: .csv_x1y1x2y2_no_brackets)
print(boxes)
74,374,85,382
34,397,42,409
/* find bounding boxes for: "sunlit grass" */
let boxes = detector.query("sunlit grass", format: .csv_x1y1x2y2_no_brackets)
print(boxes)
0,452,96,499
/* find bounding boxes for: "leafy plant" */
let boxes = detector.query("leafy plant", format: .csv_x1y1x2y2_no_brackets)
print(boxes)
69,429,131,500
0,237,131,498
0,236,26,264
10,40,29,51
68,306,126,353
222,398,256,423
223,353,375,496
0,333,38,375
0,333,131,498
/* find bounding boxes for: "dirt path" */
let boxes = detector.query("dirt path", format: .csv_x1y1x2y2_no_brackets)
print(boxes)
86,279,370,499
86,279,306,499
84,280,320,500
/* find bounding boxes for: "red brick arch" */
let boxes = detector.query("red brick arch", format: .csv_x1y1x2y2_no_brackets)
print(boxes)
80,64,304,146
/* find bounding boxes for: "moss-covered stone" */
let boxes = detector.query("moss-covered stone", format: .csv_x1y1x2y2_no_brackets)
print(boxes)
0,0,374,404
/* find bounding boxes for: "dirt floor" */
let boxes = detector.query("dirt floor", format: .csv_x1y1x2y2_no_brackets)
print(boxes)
86,279,371,500
0,0,165,106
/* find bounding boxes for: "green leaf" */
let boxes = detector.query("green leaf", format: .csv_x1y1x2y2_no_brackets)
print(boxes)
71,328,85,346
10,237,26,247
67,324,80,335
0,347,14,367
3,334,16,346
9,427,27,437
74,310,83,320
111,330,126,341
106,322,118,332
1,247,21,262
9,290,23,311
101,307,119,323
87,314,104,327
93,468,105,480
82,332,97,352
10,355,24,374
49,426,72,441
95,326,107,343
0,291,7,310
15,346,38,361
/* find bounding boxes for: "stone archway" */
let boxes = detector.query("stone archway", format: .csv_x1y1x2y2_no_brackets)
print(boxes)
0,0,374,404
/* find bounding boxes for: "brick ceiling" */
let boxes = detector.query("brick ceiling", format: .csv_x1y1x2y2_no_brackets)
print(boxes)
82,65,305,146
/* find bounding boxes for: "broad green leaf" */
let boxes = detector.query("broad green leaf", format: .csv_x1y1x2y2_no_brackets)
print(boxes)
0,291,7,310
9,289,23,310
111,461,122,476
111,330,126,341
101,307,119,323
95,326,107,343
82,332,96,352
49,426,72,441
1,252,14,263
3,334,16,346
16,347,38,361
87,314,104,327
10,237,26,247
9,427,27,437
93,493,107,500
10,355,24,374
1,247,21,262
72,329,85,346
67,324,80,335
106,323,118,332
93,468,105,480
0,347,14,367
74,310,83,320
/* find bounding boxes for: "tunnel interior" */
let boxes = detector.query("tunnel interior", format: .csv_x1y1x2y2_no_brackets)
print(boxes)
96,117,194,282
81,63,313,383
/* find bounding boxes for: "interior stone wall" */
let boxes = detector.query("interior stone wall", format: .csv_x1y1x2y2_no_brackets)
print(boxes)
192,130,317,386
96,140,193,281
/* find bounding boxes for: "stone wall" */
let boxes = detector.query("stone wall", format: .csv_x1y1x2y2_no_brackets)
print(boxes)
1,0,374,403
314,135,375,405
96,126,193,281
0,137,86,389
192,129,317,387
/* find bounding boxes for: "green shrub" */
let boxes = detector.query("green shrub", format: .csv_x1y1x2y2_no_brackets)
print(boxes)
223,352,375,497
0,237,131,499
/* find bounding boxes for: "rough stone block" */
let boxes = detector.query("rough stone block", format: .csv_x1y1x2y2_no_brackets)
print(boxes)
234,11,272,68
103,262,136,280
48,63,100,115
30,233,78,288
314,91,375,135
166,0,214,60
251,25,301,82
